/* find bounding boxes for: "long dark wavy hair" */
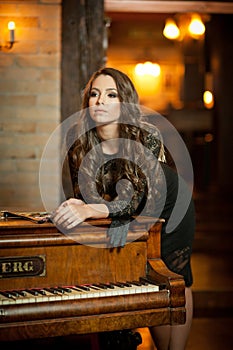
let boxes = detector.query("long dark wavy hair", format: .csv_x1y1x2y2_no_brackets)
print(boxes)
67,67,165,213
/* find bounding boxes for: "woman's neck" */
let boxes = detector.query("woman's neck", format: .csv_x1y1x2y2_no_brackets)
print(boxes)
96,123,120,155
96,123,119,140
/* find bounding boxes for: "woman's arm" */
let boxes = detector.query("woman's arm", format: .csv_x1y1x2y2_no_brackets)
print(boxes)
52,198,109,230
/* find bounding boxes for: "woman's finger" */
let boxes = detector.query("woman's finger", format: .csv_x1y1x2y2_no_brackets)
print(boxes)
66,218,82,229
52,208,70,225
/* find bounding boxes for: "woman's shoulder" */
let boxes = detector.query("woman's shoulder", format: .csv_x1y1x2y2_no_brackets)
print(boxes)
139,118,161,136
139,118,165,161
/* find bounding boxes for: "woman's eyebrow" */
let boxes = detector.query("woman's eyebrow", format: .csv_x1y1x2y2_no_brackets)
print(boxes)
106,88,118,91
91,87,117,91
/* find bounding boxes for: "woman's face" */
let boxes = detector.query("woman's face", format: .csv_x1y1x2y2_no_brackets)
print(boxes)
88,74,121,125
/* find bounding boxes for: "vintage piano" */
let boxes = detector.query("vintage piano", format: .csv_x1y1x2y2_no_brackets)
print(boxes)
0,215,186,347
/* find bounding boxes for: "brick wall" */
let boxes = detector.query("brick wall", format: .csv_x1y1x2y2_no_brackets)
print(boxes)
0,0,61,212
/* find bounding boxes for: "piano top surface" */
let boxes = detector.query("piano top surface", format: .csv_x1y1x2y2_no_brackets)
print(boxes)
0,216,164,246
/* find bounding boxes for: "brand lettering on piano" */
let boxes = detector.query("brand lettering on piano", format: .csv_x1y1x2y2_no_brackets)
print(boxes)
2,261,34,273
0,256,46,279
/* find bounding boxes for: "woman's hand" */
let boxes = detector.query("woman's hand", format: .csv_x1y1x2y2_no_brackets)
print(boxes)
52,198,88,230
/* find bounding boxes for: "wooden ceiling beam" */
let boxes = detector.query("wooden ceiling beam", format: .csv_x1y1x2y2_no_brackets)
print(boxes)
105,1,233,14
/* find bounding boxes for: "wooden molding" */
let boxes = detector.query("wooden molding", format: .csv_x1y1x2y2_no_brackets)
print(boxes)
105,1,233,14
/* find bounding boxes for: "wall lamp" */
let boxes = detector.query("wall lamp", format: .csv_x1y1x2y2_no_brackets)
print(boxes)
0,21,16,51
135,61,161,77
163,14,206,41
163,18,180,40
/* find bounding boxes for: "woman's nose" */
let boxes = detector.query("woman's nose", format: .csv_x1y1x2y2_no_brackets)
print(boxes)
97,93,105,104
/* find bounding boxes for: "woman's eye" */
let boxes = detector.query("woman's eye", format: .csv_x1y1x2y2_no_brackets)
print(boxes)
90,91,99,97
108,93,118,98
89,91,118,99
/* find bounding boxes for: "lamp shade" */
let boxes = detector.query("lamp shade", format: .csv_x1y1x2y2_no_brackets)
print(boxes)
163,18,180,40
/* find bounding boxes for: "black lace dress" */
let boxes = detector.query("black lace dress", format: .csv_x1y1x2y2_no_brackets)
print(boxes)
68,130,195,287
105,159,195,287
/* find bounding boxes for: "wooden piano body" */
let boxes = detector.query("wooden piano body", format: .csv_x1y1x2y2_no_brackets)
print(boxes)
0,216,185,342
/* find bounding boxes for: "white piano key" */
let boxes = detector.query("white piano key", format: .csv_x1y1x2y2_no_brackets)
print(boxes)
0,280,160,305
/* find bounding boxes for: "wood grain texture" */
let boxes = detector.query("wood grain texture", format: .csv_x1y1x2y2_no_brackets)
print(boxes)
0,217,185,341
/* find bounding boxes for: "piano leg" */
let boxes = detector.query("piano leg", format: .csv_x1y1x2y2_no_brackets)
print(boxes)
98,330,142,350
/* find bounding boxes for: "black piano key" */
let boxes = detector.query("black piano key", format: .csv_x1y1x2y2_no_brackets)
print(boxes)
92,283,108,289
75,285,90,291
55,287,66,294
52,287,65,294
69,287,81,292
34,289,47,295
88,285,100,290
16,290,27,296
58,286,72,293
0,291,10,298
110,282,125,288
0,291,16,299
140,277,160,286
10,291,20,297
44,288,59,295
139,277,149,285
120,281,132,287
138,278,149,285
145,279,158,285
70,286,87,292
94,284,113,290
26,289,39,296
6,291,17,298
113,281,132,287
130,280,143,286
140,277,163,289
126,280,141,286
159,284,167,290
101,283,115,289
107,284,116,289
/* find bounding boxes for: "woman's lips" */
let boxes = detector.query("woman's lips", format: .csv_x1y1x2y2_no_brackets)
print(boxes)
94,109,107,114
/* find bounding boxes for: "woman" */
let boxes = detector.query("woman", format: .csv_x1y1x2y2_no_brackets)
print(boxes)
52,67,195,350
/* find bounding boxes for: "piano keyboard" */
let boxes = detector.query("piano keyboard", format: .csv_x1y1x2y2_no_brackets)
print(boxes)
0,279,159,305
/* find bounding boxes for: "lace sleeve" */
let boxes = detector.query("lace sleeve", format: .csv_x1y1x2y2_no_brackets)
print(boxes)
140,120,166,162
106,200,135,218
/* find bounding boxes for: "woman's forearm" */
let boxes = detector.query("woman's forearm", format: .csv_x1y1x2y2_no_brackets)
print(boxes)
84,203,109,219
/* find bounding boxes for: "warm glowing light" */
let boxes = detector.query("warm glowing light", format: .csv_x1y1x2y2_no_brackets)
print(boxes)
135,61,161,77
8,21,15,43
135,63,144,76
203,91,213,104
188,15,205,37
204,133,214,143
8,21,15,30
203,90,214,109
163,18,180,40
